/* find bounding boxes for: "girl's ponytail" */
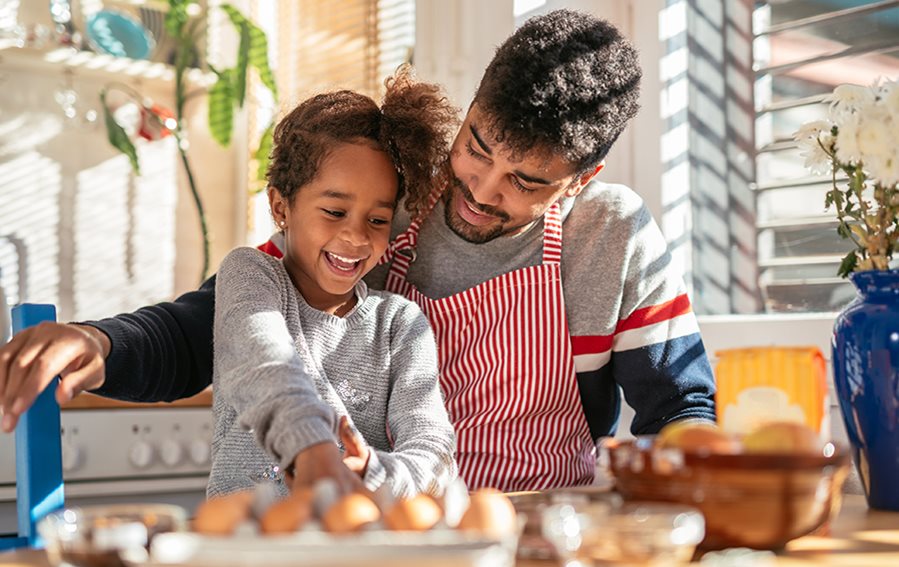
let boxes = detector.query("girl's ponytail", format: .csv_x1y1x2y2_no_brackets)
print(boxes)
379,65,459,219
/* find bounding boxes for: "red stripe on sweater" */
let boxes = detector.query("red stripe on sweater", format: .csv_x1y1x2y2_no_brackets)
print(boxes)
571,334,613,356
257,239,283,259
616,294,691,334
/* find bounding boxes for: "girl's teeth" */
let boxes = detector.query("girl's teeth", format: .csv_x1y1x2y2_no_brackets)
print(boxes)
331,253,361,263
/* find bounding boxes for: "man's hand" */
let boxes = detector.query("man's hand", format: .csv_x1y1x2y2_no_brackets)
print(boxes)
0,323,109,432
289,441,366,495
339,416,370,477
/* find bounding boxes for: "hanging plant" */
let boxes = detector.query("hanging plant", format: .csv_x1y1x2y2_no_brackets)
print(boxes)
100,0,278,283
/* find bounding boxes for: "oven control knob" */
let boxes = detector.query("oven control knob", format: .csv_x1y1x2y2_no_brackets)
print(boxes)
160,439,183,467
129,441,155,469
189,439,211,465
61,441,82,472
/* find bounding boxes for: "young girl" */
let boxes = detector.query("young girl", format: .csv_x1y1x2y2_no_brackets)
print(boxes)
210,67,459,499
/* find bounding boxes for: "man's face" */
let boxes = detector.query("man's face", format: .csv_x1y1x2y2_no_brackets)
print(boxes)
444,104,593,244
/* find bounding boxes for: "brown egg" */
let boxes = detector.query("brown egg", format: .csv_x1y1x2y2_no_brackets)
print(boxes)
383,494,443,531
657,422,741,454
456,489,517,539
321,492,381,534
260,489,314,534
743,421,824,455
192,490,254,535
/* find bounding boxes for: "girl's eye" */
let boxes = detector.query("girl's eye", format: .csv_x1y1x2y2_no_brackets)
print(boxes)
369,218,390,226
510,176,537,194
322,208,344,218
465,142,490,162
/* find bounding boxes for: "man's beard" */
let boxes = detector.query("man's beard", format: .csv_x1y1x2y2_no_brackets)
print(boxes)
443,176,519,244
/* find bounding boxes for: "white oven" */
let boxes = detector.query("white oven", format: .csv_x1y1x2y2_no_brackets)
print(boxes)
0,405,213,535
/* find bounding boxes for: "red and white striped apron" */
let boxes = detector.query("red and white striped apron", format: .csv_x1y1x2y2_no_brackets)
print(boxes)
382,191,595,491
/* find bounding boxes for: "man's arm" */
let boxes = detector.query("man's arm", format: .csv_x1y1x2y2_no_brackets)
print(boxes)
83,276,216,402
0,277,217,432
612,207,716,435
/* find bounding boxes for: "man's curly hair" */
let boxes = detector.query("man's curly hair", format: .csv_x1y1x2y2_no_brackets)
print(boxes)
267,65,458,219
474,9,642,174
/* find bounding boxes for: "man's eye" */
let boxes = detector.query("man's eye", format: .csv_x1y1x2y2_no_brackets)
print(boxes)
510,176,537,194
323,209,344,217
465,142,489,162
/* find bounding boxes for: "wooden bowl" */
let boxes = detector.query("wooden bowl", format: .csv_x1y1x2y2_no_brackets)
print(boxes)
603,437,850,550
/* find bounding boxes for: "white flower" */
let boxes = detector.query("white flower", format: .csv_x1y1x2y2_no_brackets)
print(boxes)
794,121,834,175
793,119,831,141
829,83,877,121
867,154,899,188
834,114,861,164
856,116,894,161
881,80,899,123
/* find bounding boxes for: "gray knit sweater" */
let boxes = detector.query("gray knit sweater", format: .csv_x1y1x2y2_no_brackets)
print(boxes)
209,247,457,499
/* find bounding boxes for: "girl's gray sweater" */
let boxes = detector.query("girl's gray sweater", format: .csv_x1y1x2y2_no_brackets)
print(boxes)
209,247,457,498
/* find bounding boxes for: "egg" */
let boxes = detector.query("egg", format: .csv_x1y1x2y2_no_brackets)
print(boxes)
383,494,443,531
321,492,382,534
742,421,824,455
260,489,314,534
192,490,255,535
456,489,517,539
656,421,741,454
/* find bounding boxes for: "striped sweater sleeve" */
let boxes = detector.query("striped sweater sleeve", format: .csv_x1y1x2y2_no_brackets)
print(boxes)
571,204,716,437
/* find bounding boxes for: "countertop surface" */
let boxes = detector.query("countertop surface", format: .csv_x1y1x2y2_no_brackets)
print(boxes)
2,494,898,566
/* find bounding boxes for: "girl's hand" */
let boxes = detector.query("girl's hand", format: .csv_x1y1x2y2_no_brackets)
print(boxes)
339,416,370,477
289,441,365,495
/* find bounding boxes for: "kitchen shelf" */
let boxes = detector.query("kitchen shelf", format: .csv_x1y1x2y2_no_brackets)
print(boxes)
0,40,213,87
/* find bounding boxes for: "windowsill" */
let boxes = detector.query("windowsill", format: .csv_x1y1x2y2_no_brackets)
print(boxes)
696,312,838,361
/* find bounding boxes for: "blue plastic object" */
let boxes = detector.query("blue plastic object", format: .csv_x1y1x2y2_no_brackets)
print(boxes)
3,304,65,549
85,9,155,60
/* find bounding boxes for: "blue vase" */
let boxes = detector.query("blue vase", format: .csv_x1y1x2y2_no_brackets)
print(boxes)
832,269,899,511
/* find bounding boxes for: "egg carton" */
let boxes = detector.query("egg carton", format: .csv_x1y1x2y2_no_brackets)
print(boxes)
124,480,521,567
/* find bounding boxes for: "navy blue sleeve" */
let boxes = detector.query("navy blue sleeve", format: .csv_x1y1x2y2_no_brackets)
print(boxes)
614,333,717,435
81,276,216,402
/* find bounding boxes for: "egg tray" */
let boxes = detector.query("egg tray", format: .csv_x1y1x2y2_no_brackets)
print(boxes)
123,529,516,567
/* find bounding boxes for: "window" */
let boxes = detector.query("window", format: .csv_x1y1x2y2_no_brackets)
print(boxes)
753,0,899,313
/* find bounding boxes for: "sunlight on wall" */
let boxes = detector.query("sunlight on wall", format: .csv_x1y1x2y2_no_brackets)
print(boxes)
0,151,62,308
0,69,177,322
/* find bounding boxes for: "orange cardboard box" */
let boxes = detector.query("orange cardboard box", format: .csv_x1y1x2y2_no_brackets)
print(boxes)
715,347,829,437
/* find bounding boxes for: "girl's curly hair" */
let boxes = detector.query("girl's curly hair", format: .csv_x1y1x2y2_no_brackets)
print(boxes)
474,9,642,174
267,65,458,219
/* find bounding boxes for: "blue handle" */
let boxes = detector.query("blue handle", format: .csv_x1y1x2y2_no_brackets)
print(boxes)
10,304,64,549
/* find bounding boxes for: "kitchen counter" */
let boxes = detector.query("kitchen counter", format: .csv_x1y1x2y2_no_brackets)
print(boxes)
2,494,898,566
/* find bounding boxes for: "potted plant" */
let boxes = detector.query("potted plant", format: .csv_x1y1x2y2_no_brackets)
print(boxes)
101,0,277,283
793,79,899,511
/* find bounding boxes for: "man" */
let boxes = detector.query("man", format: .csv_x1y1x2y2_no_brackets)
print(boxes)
0,10,715,491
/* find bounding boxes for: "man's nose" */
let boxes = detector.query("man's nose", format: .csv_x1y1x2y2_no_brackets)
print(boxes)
467,169,504,207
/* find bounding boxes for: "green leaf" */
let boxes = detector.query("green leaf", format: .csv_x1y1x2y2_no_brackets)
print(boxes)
234,22,250,107
221,4,278,99
837,221,850,239
208,69,234,147
165,0,190,37
837,250,858,278
100,91,140,175
255,120,275,184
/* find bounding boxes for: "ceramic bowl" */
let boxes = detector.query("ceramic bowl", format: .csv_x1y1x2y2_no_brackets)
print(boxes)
602,437,851,550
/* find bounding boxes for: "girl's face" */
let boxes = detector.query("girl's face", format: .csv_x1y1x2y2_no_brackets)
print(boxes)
270,142,398,315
